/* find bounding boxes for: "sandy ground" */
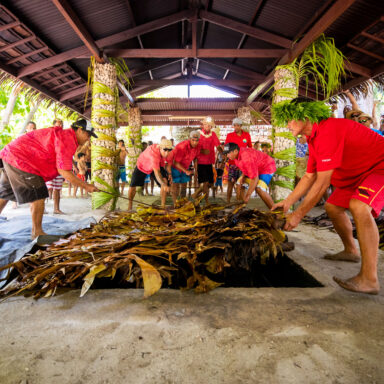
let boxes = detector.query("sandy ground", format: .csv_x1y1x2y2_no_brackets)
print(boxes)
1,188,384,384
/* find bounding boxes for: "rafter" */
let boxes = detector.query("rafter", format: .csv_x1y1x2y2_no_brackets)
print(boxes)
102,48,285,58
51,0,102,62
0,36,36,53
347,43,384,62
17,9,194,78
132,79,256,86
199,10,291,49
247,0,358,104
200,59,265,82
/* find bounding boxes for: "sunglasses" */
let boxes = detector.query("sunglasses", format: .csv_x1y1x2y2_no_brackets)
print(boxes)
351,113,361,118
163,148,172,152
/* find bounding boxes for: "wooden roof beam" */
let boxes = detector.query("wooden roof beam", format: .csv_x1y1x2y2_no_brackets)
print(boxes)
51,0,103,62
347,43,384,62
247,0,358,104
6,47,50,65
344,61,372,78
103,48,285,58
141,110,236,117
17,9,194,78
0,36,36,53
199,10,292,48
0,21,20,32
132,79,256,86
199,59,265,82
126,120,233,127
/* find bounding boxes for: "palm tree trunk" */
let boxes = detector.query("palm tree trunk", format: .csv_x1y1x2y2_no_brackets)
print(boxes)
91,62,118,210
0,82,23,131
126,107,142,183
271,66,298,203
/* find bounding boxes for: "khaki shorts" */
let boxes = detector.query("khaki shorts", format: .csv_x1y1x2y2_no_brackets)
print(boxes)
0,161,48,204
296,156,308,179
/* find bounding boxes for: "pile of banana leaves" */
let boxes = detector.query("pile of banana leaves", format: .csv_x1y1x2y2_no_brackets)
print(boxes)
0,198,288,300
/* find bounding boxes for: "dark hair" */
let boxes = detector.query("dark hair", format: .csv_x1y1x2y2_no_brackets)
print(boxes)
118,139,125,144
148,141,153,145
27,121,36,127
77,152,85,159
53,119,63,125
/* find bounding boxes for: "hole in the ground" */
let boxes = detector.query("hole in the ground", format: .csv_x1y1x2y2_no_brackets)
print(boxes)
91,253,323,290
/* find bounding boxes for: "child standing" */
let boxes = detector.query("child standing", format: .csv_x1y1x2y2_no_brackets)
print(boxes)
74,152,87,198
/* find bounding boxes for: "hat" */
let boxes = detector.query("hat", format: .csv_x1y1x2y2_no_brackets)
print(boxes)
159,138,173,150
357,113,372,122
202,116,215,127
232,117,243,125
345,109,363,120
223,142,239,154
72,119,98,138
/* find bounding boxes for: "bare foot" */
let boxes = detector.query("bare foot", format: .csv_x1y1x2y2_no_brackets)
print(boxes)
324,250,360,263
53,210,66,215
31,231,48,240
333,276,380,295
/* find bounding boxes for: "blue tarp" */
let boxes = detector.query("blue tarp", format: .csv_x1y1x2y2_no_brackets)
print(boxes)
0,215,96,286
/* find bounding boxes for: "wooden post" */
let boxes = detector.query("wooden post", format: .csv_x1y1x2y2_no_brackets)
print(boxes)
126,107,142,184
271,67,298,203
91,62,118,210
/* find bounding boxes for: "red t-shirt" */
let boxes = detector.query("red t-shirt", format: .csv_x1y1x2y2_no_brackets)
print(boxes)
136,144,167,174
0,127,78,181
167,139,200,171
306,118,384,189
225,130,252,165
197,130,220,165
235,148,276,179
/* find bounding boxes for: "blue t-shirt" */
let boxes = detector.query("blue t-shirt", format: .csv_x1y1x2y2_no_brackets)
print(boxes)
296,140,308,158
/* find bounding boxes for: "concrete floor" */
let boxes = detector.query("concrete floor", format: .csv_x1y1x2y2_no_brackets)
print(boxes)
0,190,384,384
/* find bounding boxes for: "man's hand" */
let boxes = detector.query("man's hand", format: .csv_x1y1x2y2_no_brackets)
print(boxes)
84,184,99,193
271,199,290,213
201,149,210,155
163,185,170,193
186,170,194,176
284,211,302,231
243,194,251,203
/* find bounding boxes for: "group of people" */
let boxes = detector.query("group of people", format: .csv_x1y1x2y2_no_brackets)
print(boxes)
126,116,277,211
1,93,384,296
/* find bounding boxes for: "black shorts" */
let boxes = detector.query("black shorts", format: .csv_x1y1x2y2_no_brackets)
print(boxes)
130,167,169,187
0,161,49,204
198,164,214,184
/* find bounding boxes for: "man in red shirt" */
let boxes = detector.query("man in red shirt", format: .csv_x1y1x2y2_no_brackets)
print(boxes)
224,143,276,208
166,130,200,205
0,119,99,239
272,97,384,295
224,118,252,203
128,139,172,211
196,117,221,205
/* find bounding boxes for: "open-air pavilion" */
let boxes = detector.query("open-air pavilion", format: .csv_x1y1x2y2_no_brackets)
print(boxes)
0,1,384,383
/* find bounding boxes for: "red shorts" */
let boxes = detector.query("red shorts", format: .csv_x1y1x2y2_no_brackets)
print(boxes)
327,173,384,217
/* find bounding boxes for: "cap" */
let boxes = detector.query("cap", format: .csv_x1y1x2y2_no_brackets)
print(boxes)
232,117,243,125
345,109,362,120
72,119,98,138
223,142,239,154
159,138,173,150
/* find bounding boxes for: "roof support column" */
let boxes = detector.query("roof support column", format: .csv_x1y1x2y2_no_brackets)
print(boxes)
126,107,143,186
271,67,298,203
91,62,118,210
